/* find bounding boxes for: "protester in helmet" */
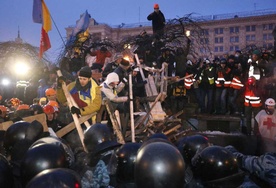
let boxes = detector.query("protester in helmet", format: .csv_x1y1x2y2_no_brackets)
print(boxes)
0,105,9,123
45,88,57,101
255,98,276,140
43,104,65,132
147,3,166,37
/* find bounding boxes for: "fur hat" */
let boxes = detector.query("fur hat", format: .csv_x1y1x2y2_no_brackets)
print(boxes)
78,66,92,78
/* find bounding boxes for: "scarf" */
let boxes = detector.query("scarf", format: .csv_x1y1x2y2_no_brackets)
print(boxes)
70,79,92,100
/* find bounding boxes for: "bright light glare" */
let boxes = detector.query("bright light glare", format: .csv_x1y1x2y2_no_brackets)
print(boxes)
185,30,191,37
14,62,30,75
2,78,10,86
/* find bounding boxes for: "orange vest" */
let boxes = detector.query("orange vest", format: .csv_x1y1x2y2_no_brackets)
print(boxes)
230,76,244,90
244,88,262,107
184,74,196,89
215,67,231,87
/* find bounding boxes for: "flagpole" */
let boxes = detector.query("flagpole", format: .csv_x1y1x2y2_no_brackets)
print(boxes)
50,14,66,47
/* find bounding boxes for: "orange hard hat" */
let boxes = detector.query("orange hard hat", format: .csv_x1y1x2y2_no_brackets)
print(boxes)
17,104,30,111
47,101,59,112
47,100,59,107
10,98,21,106
43,105,55,114
0,105,8,112
154,3,159,9
45,88,57,96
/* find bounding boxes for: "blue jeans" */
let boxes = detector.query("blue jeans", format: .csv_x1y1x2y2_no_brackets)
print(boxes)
215,87,228,114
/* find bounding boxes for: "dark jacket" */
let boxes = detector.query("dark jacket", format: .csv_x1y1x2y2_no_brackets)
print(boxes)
147,10,165,33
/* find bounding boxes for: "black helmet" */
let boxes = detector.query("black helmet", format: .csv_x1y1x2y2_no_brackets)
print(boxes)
26,168,81,188
3,121,30,153
21,143,68,185
0,154,13,188
29,104,44,115
148,133,169,140
115,142,142,183
192,145,242,185
30,136,75,167
135,141,185,188
4,120,44,158
84,123,121,154
176,134,211,165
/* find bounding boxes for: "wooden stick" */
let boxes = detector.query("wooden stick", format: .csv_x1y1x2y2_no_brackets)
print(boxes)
105,100,125,144
56,70,87,152
164,124,181,135
135,93,162,129
129,74,135,143
56,113,96,137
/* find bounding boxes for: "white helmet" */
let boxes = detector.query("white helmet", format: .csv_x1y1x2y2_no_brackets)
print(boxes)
265,98,275,106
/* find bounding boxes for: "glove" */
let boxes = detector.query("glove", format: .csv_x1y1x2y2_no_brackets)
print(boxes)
70,106,81,116
219,80,225,85
122,77,128,84
143,80,147,84
57,76,66,88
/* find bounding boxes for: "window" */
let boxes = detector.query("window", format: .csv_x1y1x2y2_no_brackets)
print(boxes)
200,29,209,36
229,26,239,33
215,28,223,34
230,36,239,43
267,33,274,40
214,46,224,52
246,35,255,41
200,38,209,44
230,46,239,52
215,37,223,43
263,24,274,30
246,25,256,32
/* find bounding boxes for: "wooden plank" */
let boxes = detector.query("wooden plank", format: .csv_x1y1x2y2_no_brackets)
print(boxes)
105,100,125,144
56,113,96,137
147,76,166,121
164,124,181,135
0,113,48,132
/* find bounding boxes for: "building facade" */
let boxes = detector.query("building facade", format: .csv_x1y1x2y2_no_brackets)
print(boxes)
66,9,276,58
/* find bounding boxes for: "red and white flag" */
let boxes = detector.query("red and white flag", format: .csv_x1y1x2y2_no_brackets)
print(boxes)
39,27,51,58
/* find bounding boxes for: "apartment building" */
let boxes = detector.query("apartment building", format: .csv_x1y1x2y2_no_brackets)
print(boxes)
66,9,276,58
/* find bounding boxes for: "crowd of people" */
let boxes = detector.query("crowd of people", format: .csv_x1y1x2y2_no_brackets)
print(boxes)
0,3,276,187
